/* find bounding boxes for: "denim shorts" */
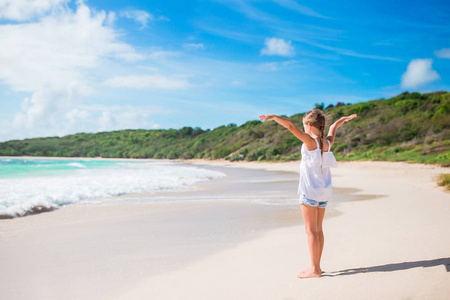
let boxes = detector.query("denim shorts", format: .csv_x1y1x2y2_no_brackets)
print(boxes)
300,194,328,208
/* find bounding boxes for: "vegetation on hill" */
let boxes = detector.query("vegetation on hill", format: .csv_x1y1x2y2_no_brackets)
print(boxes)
0,91,449,165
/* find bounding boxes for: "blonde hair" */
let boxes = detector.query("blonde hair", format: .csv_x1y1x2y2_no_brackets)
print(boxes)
303,109,326,156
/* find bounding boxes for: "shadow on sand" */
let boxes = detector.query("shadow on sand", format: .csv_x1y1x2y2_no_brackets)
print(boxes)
322,257,450,277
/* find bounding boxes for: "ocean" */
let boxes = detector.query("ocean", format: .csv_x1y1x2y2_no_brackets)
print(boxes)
0,158,225,218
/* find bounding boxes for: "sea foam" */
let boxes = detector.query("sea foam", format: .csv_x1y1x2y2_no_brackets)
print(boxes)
0,159,225,218
66,162,87,168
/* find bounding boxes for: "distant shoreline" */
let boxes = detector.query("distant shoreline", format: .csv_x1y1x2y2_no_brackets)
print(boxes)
1,155,448,168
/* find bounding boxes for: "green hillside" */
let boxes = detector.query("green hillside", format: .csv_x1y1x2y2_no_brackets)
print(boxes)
1,91,449,165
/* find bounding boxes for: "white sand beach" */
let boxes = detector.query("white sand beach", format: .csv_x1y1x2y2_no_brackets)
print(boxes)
116,160,450,300
1,160,449,299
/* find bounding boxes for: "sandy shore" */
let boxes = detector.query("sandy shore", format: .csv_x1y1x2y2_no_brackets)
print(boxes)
0,161,306,299
1,159,449,299
117,160,450,300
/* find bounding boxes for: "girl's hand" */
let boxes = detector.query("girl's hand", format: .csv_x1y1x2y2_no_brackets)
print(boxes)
259,114,276,121
344,114,357,122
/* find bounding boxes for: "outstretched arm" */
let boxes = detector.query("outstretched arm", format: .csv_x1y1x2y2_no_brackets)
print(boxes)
259,114,313,145
327,114,357,145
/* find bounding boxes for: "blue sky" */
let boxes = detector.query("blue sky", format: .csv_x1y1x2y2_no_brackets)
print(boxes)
0,0,449,141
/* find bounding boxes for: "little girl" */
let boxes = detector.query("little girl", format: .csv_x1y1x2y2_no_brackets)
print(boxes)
259,109,357,279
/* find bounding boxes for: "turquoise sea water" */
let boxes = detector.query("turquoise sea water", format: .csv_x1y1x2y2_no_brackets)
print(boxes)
0,158,225,218
0,158,121,179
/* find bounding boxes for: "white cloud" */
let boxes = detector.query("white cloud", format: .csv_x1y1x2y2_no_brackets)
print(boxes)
105,10,116,27
193,21,260,43
13,89,60,130
434,48,450,59
119,9,153,28
99,111,116,131
0,1,146,140
270,0,328,19
258,62,279,72
65,108,91,131
0,0,69,21
102,75,189,89
147,49,181,59
0,2,142,92
66,108,90,122
97,106,160,131
7,101,163,141
137,65,160,72
13,83,85,130
257,60,298,72
10,84,94,140
98,107,159,131
400,59,440,89
183,43,204,50
261,37,295,57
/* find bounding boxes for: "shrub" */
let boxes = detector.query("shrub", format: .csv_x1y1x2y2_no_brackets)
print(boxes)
436,173,450,190
167,151,179,159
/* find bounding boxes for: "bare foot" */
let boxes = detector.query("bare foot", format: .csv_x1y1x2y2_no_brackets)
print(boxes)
297,266,312,277
297,267,322,279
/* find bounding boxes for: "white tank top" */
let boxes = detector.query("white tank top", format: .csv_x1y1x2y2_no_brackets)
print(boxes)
298,137,338,201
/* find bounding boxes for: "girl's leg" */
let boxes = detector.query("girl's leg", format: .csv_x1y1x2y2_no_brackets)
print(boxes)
317,207,326,263
298,204,323,278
